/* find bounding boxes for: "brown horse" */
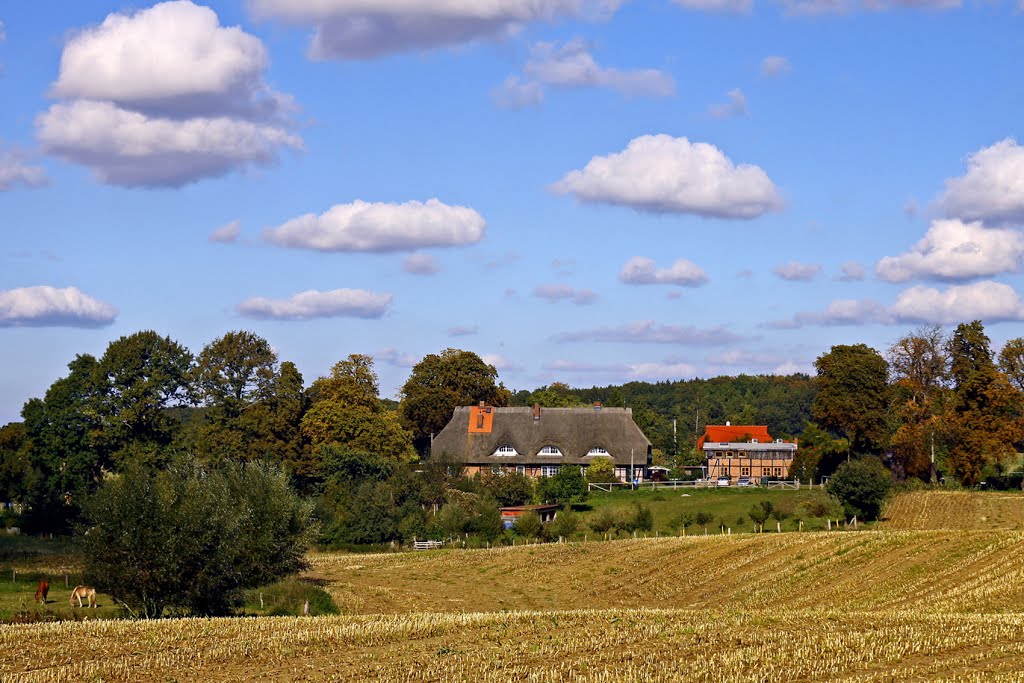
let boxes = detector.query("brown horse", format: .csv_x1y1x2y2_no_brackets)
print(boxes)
70,585,96,608
34,580,49,604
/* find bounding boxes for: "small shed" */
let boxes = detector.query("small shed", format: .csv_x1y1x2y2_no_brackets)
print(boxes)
500,504,559,529
648,466,671,482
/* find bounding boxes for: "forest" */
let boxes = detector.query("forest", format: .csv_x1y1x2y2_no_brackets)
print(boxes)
0,321,1022,546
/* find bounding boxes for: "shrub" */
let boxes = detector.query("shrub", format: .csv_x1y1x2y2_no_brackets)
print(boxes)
81,459,315,618
825,457,894,520
513,510,542,539
548,508,580,540
586,457,617,484
589,508,617,535
537,467,588,505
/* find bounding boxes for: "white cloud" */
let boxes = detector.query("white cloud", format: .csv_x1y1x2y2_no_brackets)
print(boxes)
533,284,598,305
773,261,822,281
447,325,478,337
249,0,621,60
780,0,959,13
491,76,544,110
38,2,300,187
0,286,117,327
768,281,1024,328
554,320,744,345
705,350,784,367
52,1,287,119
263,199,485,253
375,347,420,367
876,219,1024,283
836,261,865,281
523,39,674,97
552,134,783,219
209,220,241,244
672,0,752,12
238,288,392,320
0,151,47,191
38,101,301,187
0,20,6,43
619,256,708,286
890,281,1024,324
708,88,747,119
938,139,1024,225
402,253,441,275
629,361,698,379
481,353,522,372
760,56,791,77
544,359,630,373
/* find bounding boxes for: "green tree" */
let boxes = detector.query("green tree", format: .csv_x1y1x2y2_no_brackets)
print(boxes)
812,344,890,455
630,503,653,532
483,471,534,507
537,467,588,505
399,348,511,449
513,510,542,539
694,511,714,533
825,457,893,520
81,459,315,617
585,456,617,483
93,331,194,467
748,500,774,530
667,511,695,534
527,382,586,407
548,507,580,539
472,494,504,542
0,423,32,509
193,331,277,413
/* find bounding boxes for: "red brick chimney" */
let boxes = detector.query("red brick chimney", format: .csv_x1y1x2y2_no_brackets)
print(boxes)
533,403,541,420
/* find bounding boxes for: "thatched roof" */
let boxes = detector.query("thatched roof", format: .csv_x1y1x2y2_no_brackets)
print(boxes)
430,406,652,466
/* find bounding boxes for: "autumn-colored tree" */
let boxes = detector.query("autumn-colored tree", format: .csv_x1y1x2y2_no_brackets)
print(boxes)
302,355,415,463
945,321,1024,485
812,344,890,455
998,338,1024,392
887,326,951,481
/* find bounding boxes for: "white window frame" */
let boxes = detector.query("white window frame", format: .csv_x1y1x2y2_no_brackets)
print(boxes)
538,445,563,457
541,465,559,478
587,447,609,456
493,445,519,457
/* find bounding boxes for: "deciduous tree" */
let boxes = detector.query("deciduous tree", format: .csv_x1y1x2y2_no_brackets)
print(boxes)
812,344,890,455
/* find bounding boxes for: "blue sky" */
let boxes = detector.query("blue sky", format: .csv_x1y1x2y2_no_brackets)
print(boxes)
1,0,1023,424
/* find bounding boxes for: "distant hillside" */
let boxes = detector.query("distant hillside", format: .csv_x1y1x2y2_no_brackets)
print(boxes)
882,491,1024,531
310,530,1024,616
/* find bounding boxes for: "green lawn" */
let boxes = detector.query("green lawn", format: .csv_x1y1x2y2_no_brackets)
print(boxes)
576,484,847,535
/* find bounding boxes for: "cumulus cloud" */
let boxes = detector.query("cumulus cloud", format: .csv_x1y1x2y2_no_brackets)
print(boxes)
38,2,300,187
875,219,1024,283
760,56,791,77
481,353,522,372
836,261,865,282
619,256,709,286
491,76,544,110
533,284,598,305
708,88,747,119
889,281,1024,324
938,139,1024,225
238,288,392,320
402,253,441,275
522,39,674,97
0,286,117,327
249,0,621,60
672,0,752,12
544,359,630,373
768,281,1024,328
629,361,698,379
0,151,47,191
374,347,420,367
705,350,785,367
554,320,744,345
552,134,783,219
773,261,822,281
263,199,485,253
447,325,478,337
209,220,241,244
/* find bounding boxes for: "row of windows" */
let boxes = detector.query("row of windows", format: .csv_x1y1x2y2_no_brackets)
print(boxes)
493,446,610,457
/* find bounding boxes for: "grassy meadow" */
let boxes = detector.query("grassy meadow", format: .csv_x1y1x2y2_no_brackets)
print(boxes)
6,490,1024,681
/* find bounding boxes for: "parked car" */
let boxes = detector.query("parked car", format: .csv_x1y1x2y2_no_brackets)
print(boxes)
716,476,731,487
736,477,753,487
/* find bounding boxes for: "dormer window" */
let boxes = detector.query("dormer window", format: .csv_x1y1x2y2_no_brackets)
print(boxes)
538,446,563,457
587,447,609,456
493,445,519,457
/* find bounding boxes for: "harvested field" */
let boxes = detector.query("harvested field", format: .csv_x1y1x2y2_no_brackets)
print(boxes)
312,530,1024,615
882,491,1024,530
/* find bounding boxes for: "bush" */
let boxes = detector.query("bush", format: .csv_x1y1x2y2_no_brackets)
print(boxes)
513,510,542,538
589,508,617,535
586,457,617,483
825,456,894,520
537,467,588,505
483,472,535,506
668,511,695,533
548,508,579,540
81,459,315,617
694,511,714,532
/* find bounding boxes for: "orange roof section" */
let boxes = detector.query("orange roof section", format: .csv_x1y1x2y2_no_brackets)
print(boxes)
697,425,776,449
467,405,494,433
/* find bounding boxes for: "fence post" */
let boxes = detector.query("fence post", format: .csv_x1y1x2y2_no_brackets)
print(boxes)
828,519,832,530
303,600,310,616
777,522,781,533
260,593,264,609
